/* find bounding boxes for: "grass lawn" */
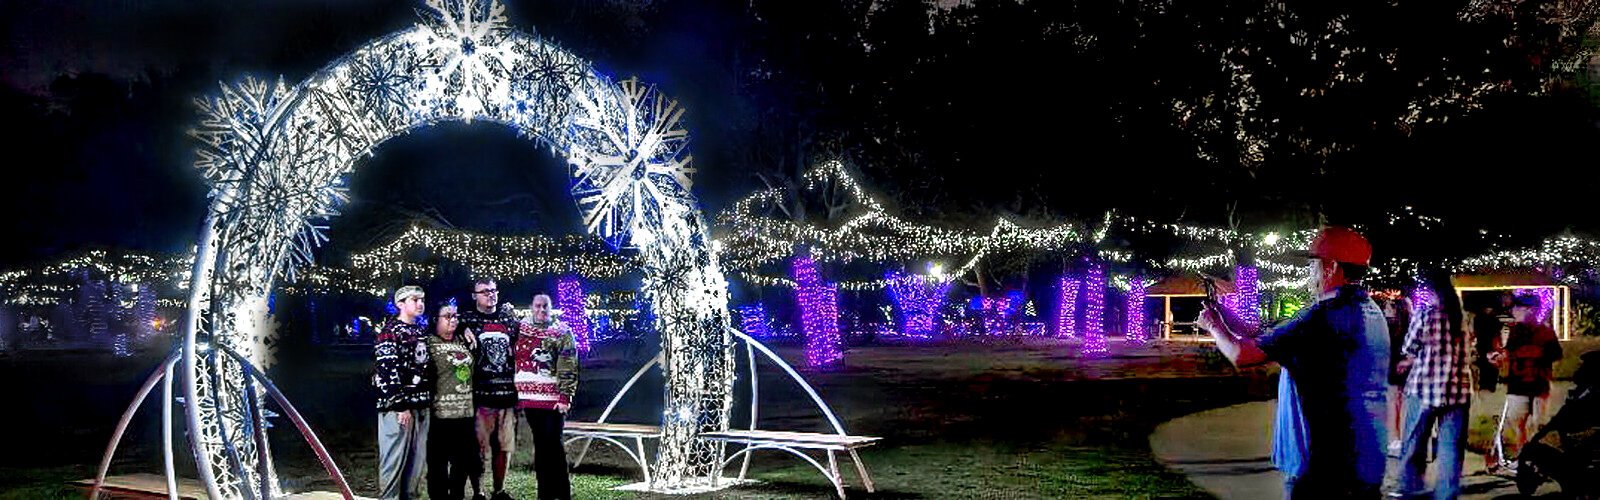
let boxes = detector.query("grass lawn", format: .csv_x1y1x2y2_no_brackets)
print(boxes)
3,338,1269,499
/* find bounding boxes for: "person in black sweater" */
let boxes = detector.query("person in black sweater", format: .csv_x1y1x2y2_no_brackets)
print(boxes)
374,285,433,500
459,278,520,500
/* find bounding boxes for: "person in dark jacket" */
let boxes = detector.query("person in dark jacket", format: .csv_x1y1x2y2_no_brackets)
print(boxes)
375,285,433,500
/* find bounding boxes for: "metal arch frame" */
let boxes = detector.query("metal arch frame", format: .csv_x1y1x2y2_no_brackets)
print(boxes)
572,328,876,495
92,352,181,500
725,327,850,436
90,345,353,500
577,327,852,439
569,349,662,483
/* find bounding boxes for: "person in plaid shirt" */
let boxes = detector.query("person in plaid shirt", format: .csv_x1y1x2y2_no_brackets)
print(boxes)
1394,269,1472,499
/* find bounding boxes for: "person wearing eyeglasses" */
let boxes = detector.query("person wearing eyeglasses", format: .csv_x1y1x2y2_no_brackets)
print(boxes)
459,278,520,500
426,299,480,500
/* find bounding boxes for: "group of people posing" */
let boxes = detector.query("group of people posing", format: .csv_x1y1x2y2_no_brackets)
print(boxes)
373,279,581,500
1195,226,1567,499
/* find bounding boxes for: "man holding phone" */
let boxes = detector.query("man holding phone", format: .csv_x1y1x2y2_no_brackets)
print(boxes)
1195,226,1390,499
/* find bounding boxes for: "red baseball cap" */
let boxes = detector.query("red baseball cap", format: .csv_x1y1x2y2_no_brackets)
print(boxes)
1294,226,1372,266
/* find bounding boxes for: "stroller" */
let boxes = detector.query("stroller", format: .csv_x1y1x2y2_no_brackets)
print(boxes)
1515,349,1600,498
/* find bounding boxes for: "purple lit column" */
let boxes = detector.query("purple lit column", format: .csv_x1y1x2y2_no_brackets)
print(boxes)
556,275,593,356
1080,263,1107,357
1235,265,1260,332
1055,275,1080,338
792,253,843,368
1125,275,1148,346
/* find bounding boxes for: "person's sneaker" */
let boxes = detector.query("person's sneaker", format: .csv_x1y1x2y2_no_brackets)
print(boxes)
491,491,514,500
472,493,487,500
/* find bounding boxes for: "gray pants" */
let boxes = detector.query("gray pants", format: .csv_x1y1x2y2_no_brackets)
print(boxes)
378,409,430,500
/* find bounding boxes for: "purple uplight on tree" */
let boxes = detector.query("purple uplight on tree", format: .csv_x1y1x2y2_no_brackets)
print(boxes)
1080,263,1108,357
1410,279,1439,313
791,253,843,368
736,304,771,339
1514,288,1556,324
1055,275,1080,338
1125,275,1148,346
1235,265,1261,332
556,275,593,356
887,271,950,339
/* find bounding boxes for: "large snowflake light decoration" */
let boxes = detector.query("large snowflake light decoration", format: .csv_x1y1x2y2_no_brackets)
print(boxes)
173,1,732,497
568,76,696,248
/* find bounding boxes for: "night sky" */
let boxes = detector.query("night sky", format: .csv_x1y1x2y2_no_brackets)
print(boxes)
4,0,1598,268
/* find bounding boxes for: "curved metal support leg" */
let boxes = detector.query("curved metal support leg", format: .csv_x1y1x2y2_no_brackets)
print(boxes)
827,450,844,499
848,449,874,493
636,436,652,489
220,346,354,499
241,365,272,496
719,445,846,499
576,352,663,467
92,352,180,500
729,328,849,436
562,435,649,481
739,343,757,481
162,355,178,500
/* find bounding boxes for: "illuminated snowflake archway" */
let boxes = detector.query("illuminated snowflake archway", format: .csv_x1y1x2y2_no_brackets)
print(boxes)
181,1,732,496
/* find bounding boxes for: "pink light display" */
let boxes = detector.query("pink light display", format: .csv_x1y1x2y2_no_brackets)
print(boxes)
1235,265,1260,332
556,275,593,356
1514,288,1556,324
1125,275,1148,346
1080,263,1108,357
887,271,950,339
1055,275,1080,338
791,253,843,368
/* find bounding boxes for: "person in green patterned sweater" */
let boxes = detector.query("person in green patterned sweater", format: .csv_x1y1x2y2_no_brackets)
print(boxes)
427,299,481,500
514,294,579,500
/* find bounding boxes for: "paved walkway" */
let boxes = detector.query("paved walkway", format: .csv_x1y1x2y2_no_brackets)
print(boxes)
1150,385,1573,499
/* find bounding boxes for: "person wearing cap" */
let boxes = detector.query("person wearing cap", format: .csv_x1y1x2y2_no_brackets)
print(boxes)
1490,293,1563,466
1393,268,1472,499
459,278,521,500
1196,226,1390,498
375,285,434,500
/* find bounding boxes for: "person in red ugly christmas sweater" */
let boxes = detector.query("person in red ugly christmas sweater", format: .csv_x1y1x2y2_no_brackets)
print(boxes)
513,293,579,500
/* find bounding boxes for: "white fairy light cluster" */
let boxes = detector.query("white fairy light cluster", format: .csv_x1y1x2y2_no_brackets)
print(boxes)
179,0,733,495
348,225,637,282
0,250,190,308
716,162,1331,290
717,160,1088,290
1458,236,1600,276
